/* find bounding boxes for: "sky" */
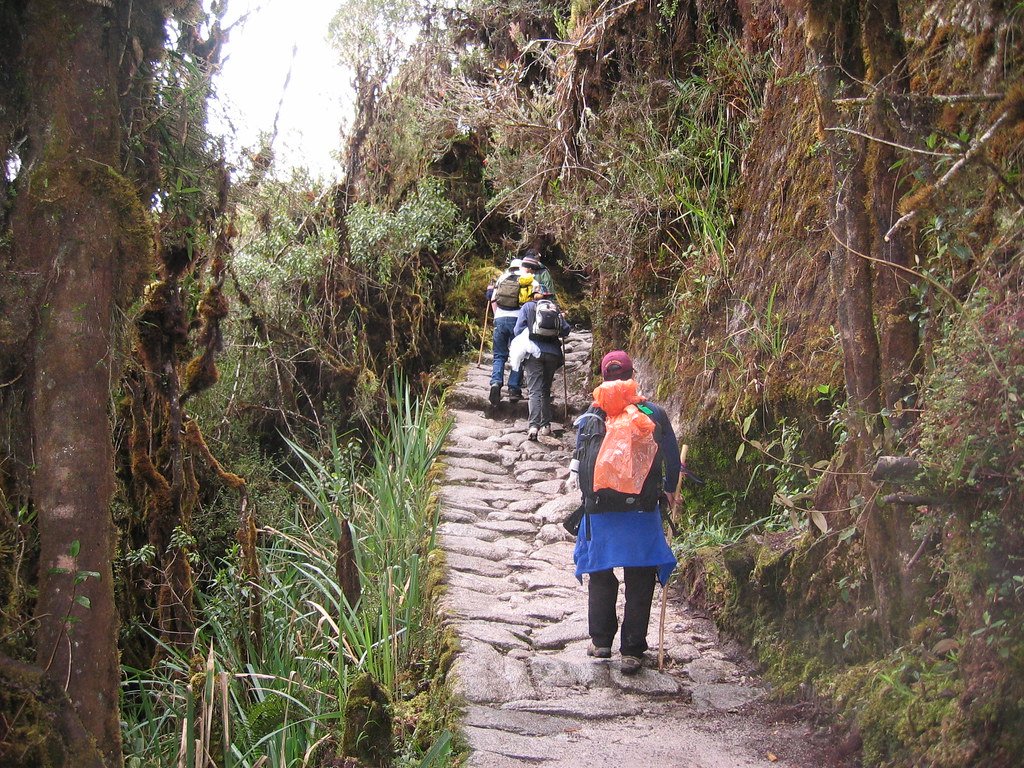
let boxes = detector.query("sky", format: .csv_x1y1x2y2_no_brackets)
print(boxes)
211,0,351,180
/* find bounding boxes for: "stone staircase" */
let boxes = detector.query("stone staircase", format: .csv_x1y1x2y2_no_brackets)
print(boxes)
437,330,824,768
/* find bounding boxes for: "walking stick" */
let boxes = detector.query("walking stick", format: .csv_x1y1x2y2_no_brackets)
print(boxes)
561,336,569,423
659,443,688,672
658,580,669,671
477,299,491,368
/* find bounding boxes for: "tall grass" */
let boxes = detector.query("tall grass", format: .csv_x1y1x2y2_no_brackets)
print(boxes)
122,379,455,767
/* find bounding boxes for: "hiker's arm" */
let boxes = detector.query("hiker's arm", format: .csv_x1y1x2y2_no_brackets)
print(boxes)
653,407,681,493
559,313,571,338
513,304,532,336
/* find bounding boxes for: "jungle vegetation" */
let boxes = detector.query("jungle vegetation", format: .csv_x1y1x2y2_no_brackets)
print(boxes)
1,0,1022,766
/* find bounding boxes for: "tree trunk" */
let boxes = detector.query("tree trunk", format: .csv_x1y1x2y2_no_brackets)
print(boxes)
861,0,922,628
863,0,920,424
804,0,922,641
804,0,883,453
13,4,137,764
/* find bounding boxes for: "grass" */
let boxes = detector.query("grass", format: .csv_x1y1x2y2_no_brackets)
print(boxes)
121,379,456,767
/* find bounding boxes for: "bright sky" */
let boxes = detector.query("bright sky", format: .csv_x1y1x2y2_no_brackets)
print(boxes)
212,0,350,180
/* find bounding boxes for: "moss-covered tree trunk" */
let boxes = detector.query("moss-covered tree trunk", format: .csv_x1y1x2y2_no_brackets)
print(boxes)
804,0,916,639
10,4,147,763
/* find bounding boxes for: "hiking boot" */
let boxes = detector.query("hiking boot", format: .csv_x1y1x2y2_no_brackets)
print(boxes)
508,389,523,403
538,425,551,437
488,384,501,406
527,426,539,441
620,655,642,675
587,643,611,659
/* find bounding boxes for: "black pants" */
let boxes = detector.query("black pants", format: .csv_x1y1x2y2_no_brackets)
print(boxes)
587,566,657,657
523,351,562,429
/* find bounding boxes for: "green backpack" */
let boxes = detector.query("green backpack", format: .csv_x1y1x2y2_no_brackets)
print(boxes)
493,273,522,310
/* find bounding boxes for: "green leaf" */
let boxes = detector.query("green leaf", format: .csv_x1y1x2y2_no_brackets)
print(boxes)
75,595,92,609
741,411,755,436
734,442,745,462
69,540,81,557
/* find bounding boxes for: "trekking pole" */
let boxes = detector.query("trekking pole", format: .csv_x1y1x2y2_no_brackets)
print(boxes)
561,336,569,423
659,443,688,672
477,300,491,368
658,578,669,672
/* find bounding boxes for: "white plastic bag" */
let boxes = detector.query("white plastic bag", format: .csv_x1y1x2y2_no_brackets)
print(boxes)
509,328,540,370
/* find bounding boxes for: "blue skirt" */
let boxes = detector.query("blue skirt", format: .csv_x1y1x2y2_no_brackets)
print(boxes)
573,506,677,586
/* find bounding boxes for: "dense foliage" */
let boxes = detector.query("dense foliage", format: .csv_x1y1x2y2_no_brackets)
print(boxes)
0,0,1021,765
336,0,1024,764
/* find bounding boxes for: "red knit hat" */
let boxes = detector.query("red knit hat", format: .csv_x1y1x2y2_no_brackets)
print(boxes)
600,350,633,381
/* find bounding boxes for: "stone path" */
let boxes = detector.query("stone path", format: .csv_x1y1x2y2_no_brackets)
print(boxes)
439,331,830,768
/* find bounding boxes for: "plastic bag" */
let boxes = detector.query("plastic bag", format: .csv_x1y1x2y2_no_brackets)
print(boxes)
592,404,657,495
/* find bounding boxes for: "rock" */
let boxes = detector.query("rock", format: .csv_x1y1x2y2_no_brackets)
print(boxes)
445,455,511,474
445,569,513,596
462,704,579,737
453,641,538,704
529,654,606,689
504,694,644,720
460,623,533,652
443,551,512,578
442,508,482,524
684,656,742,683
690,682,766,712
477,519,538,536
537,522,573,543
462,725,554,762
533,494,580,525
532,617,589,649
439,521,503,542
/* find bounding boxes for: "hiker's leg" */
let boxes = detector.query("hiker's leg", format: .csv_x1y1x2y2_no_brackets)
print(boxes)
524,357,545,428
587,569,619,649
490,317,515,386
539,352,559,425
620,566,657,657
508,362,523,394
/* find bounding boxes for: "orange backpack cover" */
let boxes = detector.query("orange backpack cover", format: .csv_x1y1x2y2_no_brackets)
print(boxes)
591,379,658,495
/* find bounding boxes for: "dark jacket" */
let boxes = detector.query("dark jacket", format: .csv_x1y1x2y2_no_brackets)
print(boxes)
574,398,681,507
514,300,570,357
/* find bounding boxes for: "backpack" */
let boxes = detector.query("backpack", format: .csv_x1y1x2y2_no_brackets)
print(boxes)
493,272,522,310
529,298,561,339
573,403,664,515
518,275,537,306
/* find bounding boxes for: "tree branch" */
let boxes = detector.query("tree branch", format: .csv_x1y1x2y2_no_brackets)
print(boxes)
884,107,1014,241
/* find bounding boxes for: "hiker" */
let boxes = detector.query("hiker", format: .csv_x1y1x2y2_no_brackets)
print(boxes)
512,288,570,440
520,249,555,299
570,350,680,674
485,257,537,406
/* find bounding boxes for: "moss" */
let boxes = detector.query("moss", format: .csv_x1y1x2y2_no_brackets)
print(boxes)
444,259,500,324
81,163,155,308
342,673,394,767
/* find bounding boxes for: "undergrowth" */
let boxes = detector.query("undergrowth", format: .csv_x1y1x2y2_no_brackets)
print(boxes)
121,380,461,767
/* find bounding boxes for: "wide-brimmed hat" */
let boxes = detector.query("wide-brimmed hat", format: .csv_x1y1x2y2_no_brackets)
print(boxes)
520,253,543,269
509,258,523,269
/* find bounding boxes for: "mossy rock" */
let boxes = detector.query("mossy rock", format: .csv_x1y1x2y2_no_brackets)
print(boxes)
342,673,394,767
